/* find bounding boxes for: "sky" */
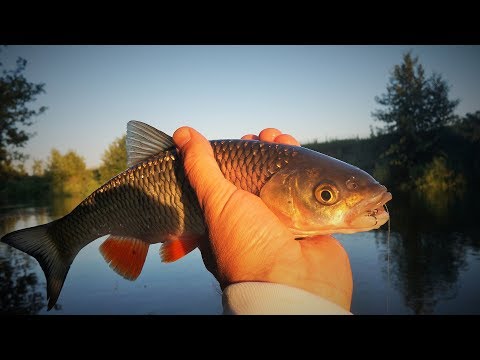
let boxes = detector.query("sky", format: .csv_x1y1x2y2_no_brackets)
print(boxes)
2,45,480,170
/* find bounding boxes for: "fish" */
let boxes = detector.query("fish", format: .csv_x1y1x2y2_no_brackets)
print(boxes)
1,120,392,309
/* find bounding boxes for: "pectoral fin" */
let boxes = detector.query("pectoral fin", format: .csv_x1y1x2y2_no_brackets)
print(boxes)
99,236,149,280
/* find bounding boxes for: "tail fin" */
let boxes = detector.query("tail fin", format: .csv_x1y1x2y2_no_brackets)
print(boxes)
1,221,73,310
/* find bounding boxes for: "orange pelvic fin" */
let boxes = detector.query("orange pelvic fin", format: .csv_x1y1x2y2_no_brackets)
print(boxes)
99,236,149,280
160,234,200,263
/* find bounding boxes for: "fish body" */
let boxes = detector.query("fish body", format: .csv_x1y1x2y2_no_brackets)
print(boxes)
1,121,392,309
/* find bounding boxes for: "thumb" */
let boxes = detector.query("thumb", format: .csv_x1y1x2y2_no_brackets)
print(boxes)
172,127,237,219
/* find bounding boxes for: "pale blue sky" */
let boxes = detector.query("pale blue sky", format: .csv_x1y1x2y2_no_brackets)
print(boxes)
3,45,480,169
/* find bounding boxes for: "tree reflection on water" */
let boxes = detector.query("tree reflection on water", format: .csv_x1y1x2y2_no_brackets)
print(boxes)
0,206,48,314
375,191,479,314
0,245,45,314
0,203,71,314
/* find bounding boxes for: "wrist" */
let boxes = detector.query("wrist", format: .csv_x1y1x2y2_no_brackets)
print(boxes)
263,240,353,311
223,282,353,315
265,267,352,311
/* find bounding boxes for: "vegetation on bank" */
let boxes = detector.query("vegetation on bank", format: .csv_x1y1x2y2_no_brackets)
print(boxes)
0,135,126,203
2,112,477,205
304,114,479,198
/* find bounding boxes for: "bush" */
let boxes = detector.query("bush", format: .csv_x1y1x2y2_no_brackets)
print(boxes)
415,157,466,195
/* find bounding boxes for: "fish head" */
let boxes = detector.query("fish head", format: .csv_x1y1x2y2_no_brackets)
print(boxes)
260,149,392,237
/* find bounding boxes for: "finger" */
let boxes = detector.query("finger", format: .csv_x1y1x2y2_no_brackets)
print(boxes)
172,127,236,217
241,134,259,140
274,134,300,146
258,128,282,142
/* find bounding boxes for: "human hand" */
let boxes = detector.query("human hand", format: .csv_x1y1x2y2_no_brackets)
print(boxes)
173,127,353,310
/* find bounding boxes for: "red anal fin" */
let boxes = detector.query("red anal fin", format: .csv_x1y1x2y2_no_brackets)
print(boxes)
99,236,149,280
160,234,200,263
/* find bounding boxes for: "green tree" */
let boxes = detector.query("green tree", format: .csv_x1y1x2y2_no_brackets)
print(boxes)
46,148,98,197
98,134,127,183
455,110,480,142
372,52,459,188
0,47,47,180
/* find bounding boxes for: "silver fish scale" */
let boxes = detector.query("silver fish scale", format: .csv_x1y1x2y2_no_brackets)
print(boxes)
211,140,296,195
48,140,299,258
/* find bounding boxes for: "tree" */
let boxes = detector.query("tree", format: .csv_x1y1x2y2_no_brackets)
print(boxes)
372,52,459,187
45,149,98,197
0,47,47,180
98,134,127,184
455,110,480,143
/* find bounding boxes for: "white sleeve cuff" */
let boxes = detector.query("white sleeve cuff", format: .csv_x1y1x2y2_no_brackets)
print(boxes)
222,282,352,315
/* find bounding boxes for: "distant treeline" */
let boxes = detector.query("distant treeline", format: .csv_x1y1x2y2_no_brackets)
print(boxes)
1,113,478,207
0,135,126,204
304,114,479,200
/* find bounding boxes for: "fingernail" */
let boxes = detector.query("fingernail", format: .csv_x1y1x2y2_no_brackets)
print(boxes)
173,127,192,149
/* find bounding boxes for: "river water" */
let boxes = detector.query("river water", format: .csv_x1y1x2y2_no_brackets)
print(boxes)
1,192,479,315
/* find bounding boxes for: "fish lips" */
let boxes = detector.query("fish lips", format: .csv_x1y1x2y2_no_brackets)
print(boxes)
347,189,393,231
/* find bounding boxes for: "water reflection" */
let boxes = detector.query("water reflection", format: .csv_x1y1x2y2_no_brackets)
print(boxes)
0,193,479,314
373,191,480,314
0,197,83,313
0,245,46,314
0,206,50,314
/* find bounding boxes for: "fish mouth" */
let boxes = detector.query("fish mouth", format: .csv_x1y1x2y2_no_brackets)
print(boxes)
364,189,392,221
345,188,393,232
290,190,393,238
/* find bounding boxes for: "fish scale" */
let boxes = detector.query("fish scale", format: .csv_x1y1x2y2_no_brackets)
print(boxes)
211,140,295,195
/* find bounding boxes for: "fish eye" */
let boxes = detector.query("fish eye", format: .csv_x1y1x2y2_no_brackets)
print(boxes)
314,183,339,205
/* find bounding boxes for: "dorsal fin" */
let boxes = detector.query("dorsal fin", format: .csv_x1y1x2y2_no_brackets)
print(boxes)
126,120,175,167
